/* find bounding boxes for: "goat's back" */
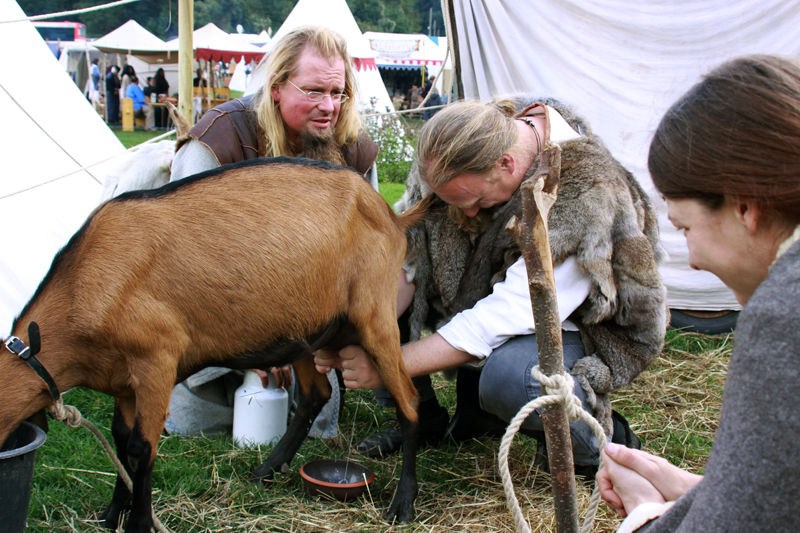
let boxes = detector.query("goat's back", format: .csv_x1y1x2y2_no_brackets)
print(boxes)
25,158,406,361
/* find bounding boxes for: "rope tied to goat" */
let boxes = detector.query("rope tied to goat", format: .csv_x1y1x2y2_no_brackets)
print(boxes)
48,399,172,533
498,366,608,533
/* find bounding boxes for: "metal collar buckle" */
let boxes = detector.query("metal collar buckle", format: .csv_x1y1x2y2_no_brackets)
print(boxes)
4,336,31,359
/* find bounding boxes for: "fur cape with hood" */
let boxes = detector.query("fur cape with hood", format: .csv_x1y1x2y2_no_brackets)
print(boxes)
398,95,669,432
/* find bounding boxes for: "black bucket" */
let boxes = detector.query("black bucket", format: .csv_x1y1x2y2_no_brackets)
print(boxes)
0,421,47,533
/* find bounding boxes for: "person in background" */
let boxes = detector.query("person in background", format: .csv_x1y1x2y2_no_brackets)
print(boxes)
105,65,120,123
420,74,435,99
153,67,170,96
193,67,207,88
597,54,800,532
125,75,154,130
120,65,136,107
143,76,156,99
142,76,165,128
165,25,381,439
90,58,100,91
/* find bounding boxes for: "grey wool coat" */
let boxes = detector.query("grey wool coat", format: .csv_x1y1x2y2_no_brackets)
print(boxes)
399,95,670,433
637,238,800,532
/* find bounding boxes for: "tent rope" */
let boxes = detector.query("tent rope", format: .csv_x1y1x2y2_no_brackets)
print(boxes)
498,365,607,533
440,0,456,100
1,0,142,25
0,129,175,200
49,399,172,533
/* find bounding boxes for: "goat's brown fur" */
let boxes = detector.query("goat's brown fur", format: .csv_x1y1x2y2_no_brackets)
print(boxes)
1,157,428,532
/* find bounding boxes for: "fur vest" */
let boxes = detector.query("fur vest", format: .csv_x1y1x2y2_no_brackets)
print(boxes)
400,96,669,432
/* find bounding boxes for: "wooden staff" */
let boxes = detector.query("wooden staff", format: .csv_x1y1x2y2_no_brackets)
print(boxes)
506,144,579,533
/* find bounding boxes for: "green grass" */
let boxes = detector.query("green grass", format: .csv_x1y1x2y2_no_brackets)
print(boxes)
23,330,731,532
379,181,406,208
113,129,171,149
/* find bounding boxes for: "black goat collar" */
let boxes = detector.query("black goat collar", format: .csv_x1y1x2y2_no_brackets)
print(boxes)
4,335,61,403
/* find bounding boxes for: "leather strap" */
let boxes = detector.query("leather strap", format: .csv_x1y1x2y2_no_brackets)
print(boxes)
4,336,60,402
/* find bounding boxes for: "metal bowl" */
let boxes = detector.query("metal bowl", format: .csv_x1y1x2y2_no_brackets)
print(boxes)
299,459,375,502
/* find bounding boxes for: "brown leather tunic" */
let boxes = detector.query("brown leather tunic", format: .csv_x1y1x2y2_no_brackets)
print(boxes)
180,94,379,175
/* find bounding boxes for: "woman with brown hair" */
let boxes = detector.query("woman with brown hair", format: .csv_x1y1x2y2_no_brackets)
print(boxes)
597,55,800,532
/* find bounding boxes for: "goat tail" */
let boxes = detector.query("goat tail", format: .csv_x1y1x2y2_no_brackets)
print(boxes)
394,194,435,233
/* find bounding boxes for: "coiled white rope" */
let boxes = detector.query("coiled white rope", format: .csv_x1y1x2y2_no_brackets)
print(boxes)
498,366,608,533
49,399,172,533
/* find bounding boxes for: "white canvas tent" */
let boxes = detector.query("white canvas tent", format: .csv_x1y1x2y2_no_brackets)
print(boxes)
92,19,171,63
1,1,126,332
450,0,800,311
247,0,394,113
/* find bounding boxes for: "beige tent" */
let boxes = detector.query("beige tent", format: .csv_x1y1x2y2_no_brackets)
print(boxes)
1,1,126,332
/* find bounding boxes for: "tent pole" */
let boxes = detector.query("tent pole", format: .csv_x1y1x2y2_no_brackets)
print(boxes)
178,0,194,125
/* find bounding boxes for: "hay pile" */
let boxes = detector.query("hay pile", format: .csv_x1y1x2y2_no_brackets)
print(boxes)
29,332,731,532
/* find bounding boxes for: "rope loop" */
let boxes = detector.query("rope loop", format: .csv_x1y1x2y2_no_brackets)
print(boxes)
499,365,609,533
50,398,83,428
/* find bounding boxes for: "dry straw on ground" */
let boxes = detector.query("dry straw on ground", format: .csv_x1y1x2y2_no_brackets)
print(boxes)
28,332,731,532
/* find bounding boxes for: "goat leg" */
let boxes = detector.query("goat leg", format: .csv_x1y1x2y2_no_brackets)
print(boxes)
123,419,156,533
250,355,332,483
100,399,134,530
122,370,173,533
356,321,420,524
384,405,419,523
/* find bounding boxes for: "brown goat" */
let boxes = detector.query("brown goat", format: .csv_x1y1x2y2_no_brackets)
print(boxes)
1,157,429,532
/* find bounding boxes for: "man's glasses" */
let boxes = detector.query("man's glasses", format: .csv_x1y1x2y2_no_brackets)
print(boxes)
287,80,350,103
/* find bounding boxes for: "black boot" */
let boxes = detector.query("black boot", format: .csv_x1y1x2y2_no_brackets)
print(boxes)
444,367,509,442
534,410,642,480
356,397,449,458
610,409,641,449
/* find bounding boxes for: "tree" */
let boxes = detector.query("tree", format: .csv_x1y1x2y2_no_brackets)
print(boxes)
18,0,439,39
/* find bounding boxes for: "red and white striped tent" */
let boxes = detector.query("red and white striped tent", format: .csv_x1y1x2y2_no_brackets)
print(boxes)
364,31,452,94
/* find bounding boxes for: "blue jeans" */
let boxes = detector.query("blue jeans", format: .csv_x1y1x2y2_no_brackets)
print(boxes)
479,331,600,466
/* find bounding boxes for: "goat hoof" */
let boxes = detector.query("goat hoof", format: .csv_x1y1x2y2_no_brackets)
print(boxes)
122,513,154,533
99,501,130,530
383,501,415,525
248,468,276,486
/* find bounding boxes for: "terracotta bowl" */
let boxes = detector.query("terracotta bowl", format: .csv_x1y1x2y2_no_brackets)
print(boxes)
299,459,375,502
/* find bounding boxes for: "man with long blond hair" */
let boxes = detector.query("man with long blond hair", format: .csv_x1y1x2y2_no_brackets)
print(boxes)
165,26,379,438
171,25,379,187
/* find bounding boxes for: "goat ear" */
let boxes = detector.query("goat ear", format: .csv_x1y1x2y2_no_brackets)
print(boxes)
166,101,192,140
28,321,41,356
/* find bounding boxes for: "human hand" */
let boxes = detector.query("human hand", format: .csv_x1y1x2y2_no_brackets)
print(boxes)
603,442,703,502
324,345,384,390
597,444,666,517
314,348,342,374
253,365,293,389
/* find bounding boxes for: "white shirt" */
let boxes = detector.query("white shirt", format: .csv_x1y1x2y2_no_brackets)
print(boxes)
437,106,591,358
438,256,592,357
